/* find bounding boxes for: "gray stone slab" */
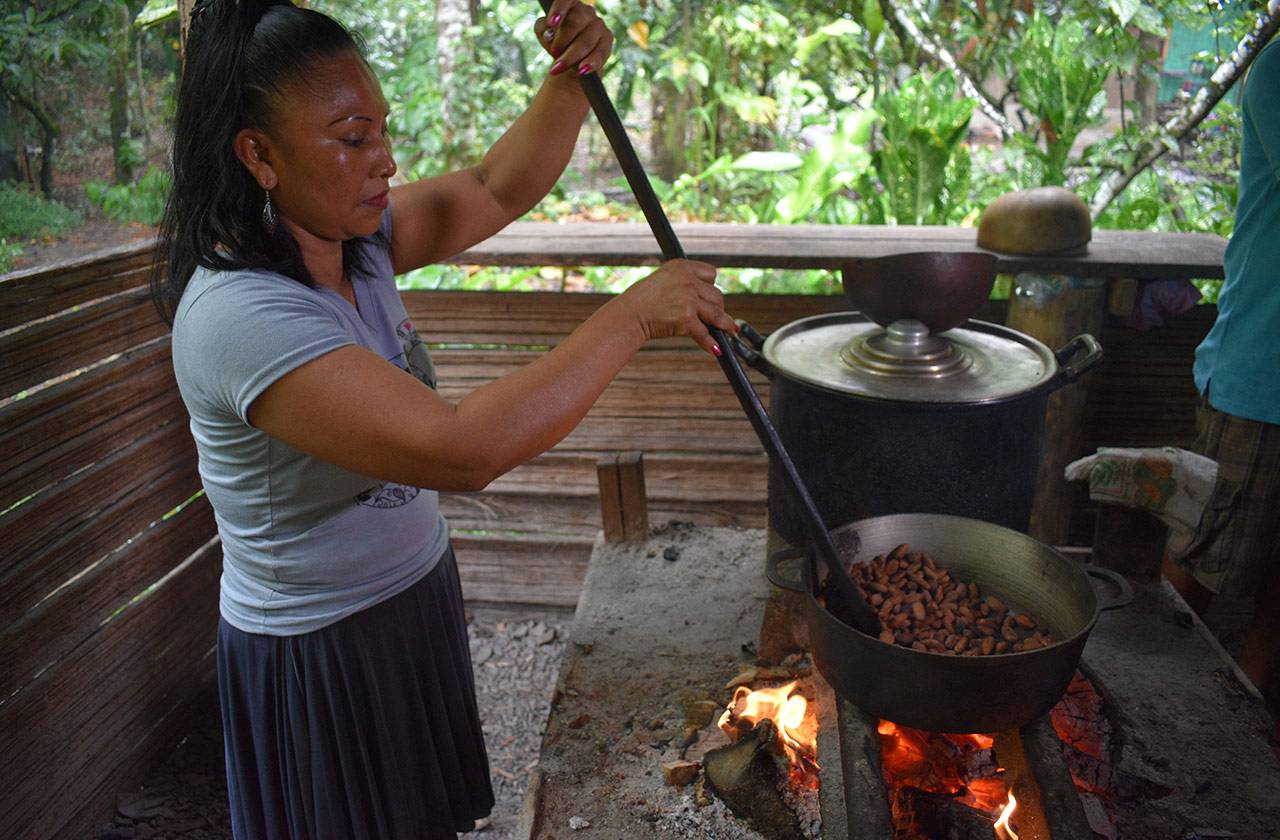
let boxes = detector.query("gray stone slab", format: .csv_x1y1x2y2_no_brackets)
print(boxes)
1082,579,1280,838
524,525,774,839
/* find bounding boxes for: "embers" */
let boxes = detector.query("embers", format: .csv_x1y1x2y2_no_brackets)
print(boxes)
877,721,1022,840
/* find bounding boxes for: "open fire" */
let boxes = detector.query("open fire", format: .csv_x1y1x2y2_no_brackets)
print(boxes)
718,680,821,789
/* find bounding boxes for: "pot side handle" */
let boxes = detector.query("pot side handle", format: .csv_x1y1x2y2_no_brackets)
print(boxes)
729,320,773,377
766,547,808,593
1084,565,1134,611
1050,333,1104,389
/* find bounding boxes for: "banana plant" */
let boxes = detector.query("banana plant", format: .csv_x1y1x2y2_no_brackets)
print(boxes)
872,71,974,225
1012,12,1110,186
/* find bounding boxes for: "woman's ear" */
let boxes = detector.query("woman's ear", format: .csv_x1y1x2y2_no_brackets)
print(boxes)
233,128,278,191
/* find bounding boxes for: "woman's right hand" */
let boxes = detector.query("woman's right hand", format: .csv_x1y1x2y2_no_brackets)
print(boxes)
614,259,737,357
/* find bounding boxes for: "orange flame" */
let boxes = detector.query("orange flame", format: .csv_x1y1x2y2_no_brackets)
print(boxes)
717,680,819,784
994,790,1019,839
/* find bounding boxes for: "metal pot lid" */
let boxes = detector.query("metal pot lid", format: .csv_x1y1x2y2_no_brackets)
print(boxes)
762,312,1057,404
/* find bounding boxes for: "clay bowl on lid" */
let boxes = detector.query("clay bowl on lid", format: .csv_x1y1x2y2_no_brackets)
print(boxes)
840,252,999,334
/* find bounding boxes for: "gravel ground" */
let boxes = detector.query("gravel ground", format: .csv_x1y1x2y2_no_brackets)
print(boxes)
88,606,571,840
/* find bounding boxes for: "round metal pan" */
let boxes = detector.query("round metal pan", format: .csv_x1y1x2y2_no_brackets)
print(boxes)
768,513,1131,734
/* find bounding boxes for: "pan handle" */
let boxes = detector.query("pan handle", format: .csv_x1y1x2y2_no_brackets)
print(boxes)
728,320,773,377
1049,334,1103,390
1084,565,1133,611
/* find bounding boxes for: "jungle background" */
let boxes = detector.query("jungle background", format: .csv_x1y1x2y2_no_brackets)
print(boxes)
1,0,1272,297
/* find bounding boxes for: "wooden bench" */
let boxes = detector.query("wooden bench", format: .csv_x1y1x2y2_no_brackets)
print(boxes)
0,222,1224,839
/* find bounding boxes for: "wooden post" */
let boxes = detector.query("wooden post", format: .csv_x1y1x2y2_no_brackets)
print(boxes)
1092,505,1167,583
1006,273,1107,545
596,451,649,542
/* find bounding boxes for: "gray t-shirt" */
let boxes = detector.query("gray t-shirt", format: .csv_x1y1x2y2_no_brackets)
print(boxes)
172,212,449,635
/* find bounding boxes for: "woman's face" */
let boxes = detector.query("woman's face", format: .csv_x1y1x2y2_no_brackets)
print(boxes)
249,51,397,243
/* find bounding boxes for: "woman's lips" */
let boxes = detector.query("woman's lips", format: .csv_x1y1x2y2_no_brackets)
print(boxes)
364,190,389,209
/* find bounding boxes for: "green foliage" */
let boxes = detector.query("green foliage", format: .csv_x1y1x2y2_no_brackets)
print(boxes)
873,72,975,225
1011,13,1110,186
85,165,171,225
0,237,23,274
0,182,81,240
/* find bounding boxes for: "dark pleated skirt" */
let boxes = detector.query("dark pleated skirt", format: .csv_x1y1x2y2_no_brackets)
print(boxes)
217,546,494,840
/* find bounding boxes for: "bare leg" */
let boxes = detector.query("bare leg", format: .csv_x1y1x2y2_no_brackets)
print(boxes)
1239,573,1280,706
1162,551,1215,616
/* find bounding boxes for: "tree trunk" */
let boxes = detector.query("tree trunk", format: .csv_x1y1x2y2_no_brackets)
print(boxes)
650,0,694,182
3,81,58,196
179,0,195,60
1133,31,1162,127
436,0,473,159
110,1,132,184
0,98,17,183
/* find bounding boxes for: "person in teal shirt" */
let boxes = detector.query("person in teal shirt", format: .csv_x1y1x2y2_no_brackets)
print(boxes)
1166,35,1280,733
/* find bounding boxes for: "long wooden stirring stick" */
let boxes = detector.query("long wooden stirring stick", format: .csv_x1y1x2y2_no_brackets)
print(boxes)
536,4,881,636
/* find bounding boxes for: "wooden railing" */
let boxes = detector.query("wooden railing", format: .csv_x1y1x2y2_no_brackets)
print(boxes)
0,224,1224,839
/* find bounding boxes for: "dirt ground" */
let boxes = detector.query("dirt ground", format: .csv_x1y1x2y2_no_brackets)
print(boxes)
9,214,155,273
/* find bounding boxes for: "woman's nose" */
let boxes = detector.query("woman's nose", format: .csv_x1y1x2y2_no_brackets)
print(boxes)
378,135,397,179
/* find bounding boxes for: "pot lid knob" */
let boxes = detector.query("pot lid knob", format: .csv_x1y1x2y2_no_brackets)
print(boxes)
841,318,973,379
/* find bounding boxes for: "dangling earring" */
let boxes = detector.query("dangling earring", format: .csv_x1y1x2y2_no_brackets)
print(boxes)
262,189,278,234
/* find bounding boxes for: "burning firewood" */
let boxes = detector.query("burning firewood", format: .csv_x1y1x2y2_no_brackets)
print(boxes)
702,719,805,839
901,787,1002,840
829,544,1057,656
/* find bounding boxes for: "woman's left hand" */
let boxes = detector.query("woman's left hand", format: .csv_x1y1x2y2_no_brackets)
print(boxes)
535,0,614,78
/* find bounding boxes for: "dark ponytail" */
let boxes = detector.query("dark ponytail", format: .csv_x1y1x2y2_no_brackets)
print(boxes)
151,0,380,324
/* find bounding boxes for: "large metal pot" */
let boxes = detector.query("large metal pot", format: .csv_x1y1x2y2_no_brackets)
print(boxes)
733,314,1102,545
767,513,1131,733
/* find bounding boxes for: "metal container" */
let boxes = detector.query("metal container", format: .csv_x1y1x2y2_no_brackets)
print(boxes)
767,513,1131,733
733,313,1102,544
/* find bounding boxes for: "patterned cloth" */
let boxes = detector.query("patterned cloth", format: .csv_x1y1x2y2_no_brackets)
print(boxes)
1165,395,1280,597
1065,446,1217,537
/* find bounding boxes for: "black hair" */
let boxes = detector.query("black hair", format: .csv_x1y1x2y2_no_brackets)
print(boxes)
151,0,383,324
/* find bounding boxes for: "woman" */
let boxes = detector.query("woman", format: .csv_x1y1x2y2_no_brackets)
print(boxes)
154,1,734,837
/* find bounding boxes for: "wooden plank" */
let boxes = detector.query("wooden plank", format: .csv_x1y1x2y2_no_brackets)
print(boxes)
441,490,764,537
0,495,215,701
402,289,851,347
1082,306,1214,450
0,286,166,400
10,223,1219,280
0,242,155,331
617,451,649,540
0,336,178,511
596,455,624,542
0,419,200,628
452,532,594,607
0,537,220,840
449,222,1227,280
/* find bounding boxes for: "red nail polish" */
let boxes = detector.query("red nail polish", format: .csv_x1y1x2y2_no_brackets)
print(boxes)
550,61,566,75
577,63,592,76
550,13,562,26
712,343,723,357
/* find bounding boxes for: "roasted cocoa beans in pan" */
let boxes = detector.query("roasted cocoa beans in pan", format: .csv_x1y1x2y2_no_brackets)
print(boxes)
826,543,1056,656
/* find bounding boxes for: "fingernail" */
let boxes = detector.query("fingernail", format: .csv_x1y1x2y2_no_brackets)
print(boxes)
577,63,592,76
712,343,723,357
550,13,562,26
551,45,563,58
550,60,566,75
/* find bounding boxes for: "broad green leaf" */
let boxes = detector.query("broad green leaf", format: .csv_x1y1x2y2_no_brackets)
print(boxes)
1106,0,1140,27
135,0,177,28
731,151,803,172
